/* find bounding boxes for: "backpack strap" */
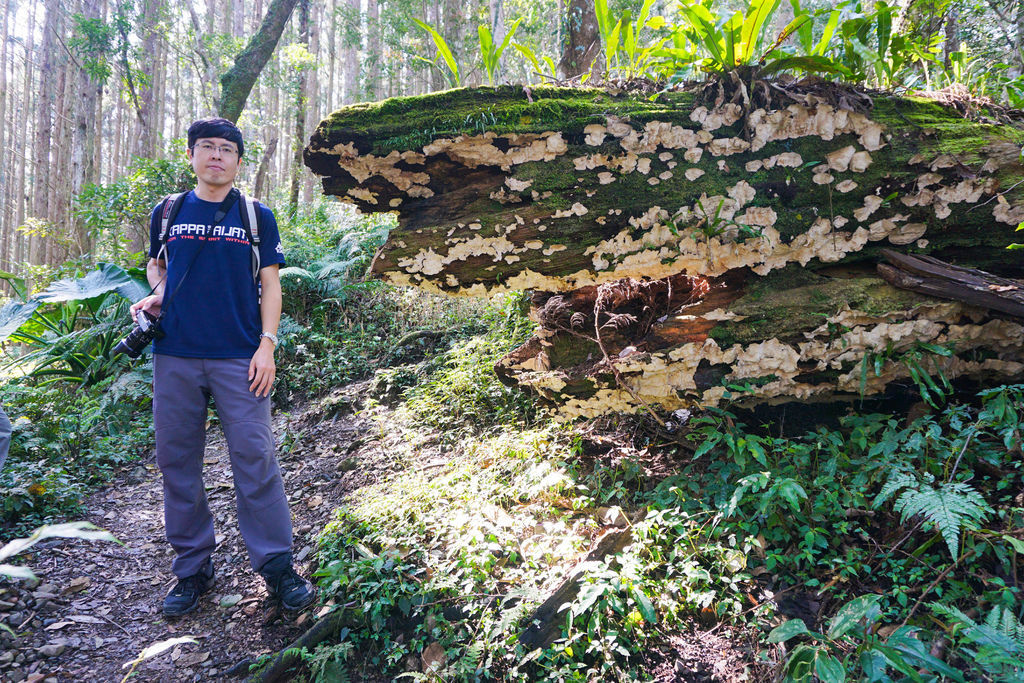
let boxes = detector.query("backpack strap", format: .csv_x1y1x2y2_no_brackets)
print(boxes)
238,193,261,283
155,192,187,265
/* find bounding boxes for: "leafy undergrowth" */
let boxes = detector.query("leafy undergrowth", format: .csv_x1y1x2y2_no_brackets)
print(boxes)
291,325,1024,682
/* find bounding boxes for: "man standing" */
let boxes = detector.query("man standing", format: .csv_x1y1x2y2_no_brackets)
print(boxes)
130,118,314,617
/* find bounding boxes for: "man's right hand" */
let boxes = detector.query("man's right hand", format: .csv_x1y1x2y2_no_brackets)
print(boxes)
130,294,163,321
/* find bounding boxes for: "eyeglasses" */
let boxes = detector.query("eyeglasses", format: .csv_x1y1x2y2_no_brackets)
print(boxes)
194,142,238,156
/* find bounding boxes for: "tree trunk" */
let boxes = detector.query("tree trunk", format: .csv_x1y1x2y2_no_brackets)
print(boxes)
219,0,302,123
31,0,58,266
71,0,104,256
344,0,360,102
558,0,601,80
305,86,1024,415
132,0,161,159
0,0,11,280
289,0,310,210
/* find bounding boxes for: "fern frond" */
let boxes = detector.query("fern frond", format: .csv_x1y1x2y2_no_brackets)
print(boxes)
893,481,992,558
872,469,917,509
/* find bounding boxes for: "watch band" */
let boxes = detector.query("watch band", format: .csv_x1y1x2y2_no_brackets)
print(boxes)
260,331,279,346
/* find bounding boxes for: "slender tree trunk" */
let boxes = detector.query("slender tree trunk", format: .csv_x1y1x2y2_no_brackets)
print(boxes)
133,0,161,159
366,0,380,99
32,0,59,266
344,0,360,102
559,0,601,80
943,6,961,68
254,136,278,199
0,0,10,278
302,0,319,204
290,0,310,210
441,0,460,90
71,0,104,257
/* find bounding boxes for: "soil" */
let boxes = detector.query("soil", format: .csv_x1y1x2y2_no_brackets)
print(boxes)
0,384,765,683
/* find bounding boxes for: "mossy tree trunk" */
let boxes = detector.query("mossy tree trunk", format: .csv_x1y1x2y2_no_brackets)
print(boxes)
219,0,301,123
305,85,1024,417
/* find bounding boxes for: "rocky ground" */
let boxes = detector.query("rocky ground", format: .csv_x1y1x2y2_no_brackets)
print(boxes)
0,384,763,682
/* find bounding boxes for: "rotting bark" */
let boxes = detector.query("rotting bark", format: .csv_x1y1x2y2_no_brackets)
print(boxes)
878,249,1024,318
243,607,355,683
304,85,1024,416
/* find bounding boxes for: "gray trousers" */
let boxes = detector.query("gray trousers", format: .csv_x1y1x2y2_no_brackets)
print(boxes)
0,405,10,471
153,355,292,578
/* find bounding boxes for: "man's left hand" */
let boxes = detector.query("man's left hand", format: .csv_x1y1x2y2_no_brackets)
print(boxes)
249,340,276,397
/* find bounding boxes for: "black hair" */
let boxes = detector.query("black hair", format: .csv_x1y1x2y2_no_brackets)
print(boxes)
187,117,244,158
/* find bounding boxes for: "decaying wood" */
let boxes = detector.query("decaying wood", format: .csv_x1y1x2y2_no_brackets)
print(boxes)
518,528,633,650
305,85,1024,415
244,606,354,683
878,248,1024,318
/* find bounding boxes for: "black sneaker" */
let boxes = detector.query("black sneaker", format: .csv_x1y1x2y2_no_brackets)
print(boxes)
163,559,214,617
259,553,316,611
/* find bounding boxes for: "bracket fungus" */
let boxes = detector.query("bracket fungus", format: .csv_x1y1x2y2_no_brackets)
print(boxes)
305,85,1024,417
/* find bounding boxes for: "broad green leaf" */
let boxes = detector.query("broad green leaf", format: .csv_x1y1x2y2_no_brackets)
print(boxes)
768,618,811,643
814,652,845,683
35,263,139,304
0,300,41,342
827,594,881,639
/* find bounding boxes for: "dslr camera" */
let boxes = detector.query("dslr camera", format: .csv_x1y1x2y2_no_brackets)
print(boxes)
114,310,164,358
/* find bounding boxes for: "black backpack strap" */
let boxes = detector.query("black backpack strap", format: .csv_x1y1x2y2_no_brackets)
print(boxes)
156,192,187,265
238,193,261,283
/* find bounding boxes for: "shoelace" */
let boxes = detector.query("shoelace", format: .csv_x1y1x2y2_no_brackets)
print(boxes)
171,575,200,596
275,570,304,596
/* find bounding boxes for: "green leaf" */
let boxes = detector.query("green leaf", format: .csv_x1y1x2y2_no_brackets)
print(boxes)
768,618,811,643
1003,534,1024,555
0,270,27,300
828,594,881,639
35,263,143,304
631,587,657,623
0,300,41,342
814,652,845,683
413,19,460,86
814,10,841,55
893,481,991,558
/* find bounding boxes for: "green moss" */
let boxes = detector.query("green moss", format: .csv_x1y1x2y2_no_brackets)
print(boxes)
709,268,928,346
318,86,700,156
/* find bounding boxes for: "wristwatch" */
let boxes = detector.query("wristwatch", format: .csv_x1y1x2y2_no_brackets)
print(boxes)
260,331,279,346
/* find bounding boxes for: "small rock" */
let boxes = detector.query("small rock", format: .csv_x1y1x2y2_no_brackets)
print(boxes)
421,642,447,672
219,594,243,609
0,600,14,610
0,651,14,664
37,643,64,658
336,458,358,473
64,578,90,594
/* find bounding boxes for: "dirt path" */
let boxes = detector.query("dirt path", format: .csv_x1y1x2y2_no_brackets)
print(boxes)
0,387,390,682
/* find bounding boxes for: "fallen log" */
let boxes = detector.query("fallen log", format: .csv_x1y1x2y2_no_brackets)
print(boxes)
305,84,1024,415
518,528,633,650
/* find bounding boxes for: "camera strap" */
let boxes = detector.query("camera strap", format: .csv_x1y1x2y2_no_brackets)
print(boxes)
151,188,241,317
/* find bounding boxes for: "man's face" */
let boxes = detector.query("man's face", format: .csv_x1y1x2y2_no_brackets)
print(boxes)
187,137,242,188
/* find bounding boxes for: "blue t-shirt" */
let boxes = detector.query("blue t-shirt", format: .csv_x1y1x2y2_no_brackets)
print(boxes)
147,191,286,359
